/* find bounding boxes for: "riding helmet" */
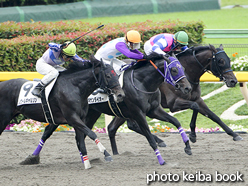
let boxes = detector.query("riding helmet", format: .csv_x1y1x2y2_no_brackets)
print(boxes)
125,30,142,43
62,42,76,56
174,31,189,45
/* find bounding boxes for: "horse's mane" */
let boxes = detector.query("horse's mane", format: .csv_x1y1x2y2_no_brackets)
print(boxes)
132,52,164,69
176,45,213,58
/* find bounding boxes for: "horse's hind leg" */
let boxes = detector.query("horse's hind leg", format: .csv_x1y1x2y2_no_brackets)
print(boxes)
20,123,58,165
0,111,17,135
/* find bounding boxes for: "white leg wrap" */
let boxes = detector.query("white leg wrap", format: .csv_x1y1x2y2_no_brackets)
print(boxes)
95,139,106,153
83,156,91,169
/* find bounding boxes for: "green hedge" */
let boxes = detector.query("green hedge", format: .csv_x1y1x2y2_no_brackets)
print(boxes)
0,20,205,71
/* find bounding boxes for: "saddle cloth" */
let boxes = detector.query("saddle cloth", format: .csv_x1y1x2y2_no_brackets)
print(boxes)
88,71,124,104
17,79,56,106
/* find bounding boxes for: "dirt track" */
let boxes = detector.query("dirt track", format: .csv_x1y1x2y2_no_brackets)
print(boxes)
0,131,247,186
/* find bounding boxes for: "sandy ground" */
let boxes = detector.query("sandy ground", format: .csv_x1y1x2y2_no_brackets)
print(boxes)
0,131,247,186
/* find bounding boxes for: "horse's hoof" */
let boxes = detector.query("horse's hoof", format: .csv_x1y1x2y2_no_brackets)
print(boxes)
160,161,166,165
20,155,40,165
189,133,197,143
184,148,192,155
233,135,243,141
158,142,167,147
104,156,113,162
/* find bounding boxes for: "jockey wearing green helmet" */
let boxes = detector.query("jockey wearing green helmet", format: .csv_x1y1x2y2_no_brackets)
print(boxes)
174,31,189,46
144,31,189,56
31,41,89,98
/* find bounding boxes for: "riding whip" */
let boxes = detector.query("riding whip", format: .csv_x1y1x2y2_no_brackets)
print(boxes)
68,24,104,44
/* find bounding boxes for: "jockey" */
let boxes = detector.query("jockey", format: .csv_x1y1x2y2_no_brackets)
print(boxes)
144,31,189,56
32,42,89,98
94,30,147,75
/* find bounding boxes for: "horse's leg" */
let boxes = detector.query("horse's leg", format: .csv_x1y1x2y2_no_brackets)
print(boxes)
126,119,166,147
188,102,200,143
20,123,58,165
66,113,113,166
75,131,92,169
0,110,17,135
196,98,243,141
148,106,192,155
107,117,126,155
133,113,165,165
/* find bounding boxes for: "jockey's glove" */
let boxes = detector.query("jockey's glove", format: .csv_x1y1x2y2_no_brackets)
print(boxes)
60,43,68,49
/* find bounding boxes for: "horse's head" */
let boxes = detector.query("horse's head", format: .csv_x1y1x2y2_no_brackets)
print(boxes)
162,55,192,95
91,56,125,103
209,44,237,87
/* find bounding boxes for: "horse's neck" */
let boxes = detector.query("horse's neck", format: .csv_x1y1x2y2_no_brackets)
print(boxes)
60,70,97,97
181,49,212,84
131,66,164,91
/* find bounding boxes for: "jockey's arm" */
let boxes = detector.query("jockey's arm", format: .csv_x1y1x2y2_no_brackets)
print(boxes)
152,39,168,55
48,43,61,52
115,42,144,60
72,54,90,63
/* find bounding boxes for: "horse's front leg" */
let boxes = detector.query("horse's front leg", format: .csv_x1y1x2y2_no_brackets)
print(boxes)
67,114,112,169
197,98,243,141
126,119,166,147
20,123,58,165
134,114,166,165
189,102,200,143
107,117,126,155
148,106,192,155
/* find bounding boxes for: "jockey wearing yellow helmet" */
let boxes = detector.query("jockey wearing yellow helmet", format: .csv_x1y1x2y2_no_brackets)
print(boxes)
32,42,89,98
144,31,189,55
94,30,147,75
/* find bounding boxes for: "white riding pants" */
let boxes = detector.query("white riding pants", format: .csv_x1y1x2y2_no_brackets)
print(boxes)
36,58,66,85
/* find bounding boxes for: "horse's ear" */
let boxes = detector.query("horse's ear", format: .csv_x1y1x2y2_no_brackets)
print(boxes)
163,56,170,63
100,58,106,68
219,44,224,50
172,52,177,59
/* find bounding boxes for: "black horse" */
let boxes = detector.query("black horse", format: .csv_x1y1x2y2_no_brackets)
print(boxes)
24,54,192,166
0,57,125,169
85,55,193,165
107,44,242,155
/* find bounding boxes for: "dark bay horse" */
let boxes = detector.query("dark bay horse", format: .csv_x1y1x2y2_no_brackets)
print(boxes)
160,44,242,142
0,57,125,169
108,44,242,155
25,54,192,166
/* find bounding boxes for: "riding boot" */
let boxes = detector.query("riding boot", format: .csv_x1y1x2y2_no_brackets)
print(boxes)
32,82,45,98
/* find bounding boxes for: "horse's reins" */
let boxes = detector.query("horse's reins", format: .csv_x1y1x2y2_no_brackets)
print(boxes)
131,59,183,94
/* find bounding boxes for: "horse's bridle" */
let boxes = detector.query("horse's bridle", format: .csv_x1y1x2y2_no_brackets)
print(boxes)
92,60,113,96
131,58,185,94
191,48,232,83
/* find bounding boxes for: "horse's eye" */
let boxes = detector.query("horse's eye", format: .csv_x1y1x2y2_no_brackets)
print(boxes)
170,67,178,76
218,59,225,66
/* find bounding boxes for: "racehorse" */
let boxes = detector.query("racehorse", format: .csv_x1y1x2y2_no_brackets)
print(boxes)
107,44,242,155
160,44,242,142
0,56,125,169
24,54,192,166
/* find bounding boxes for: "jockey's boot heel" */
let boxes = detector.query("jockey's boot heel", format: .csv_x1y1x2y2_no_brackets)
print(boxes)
32,82,45,98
